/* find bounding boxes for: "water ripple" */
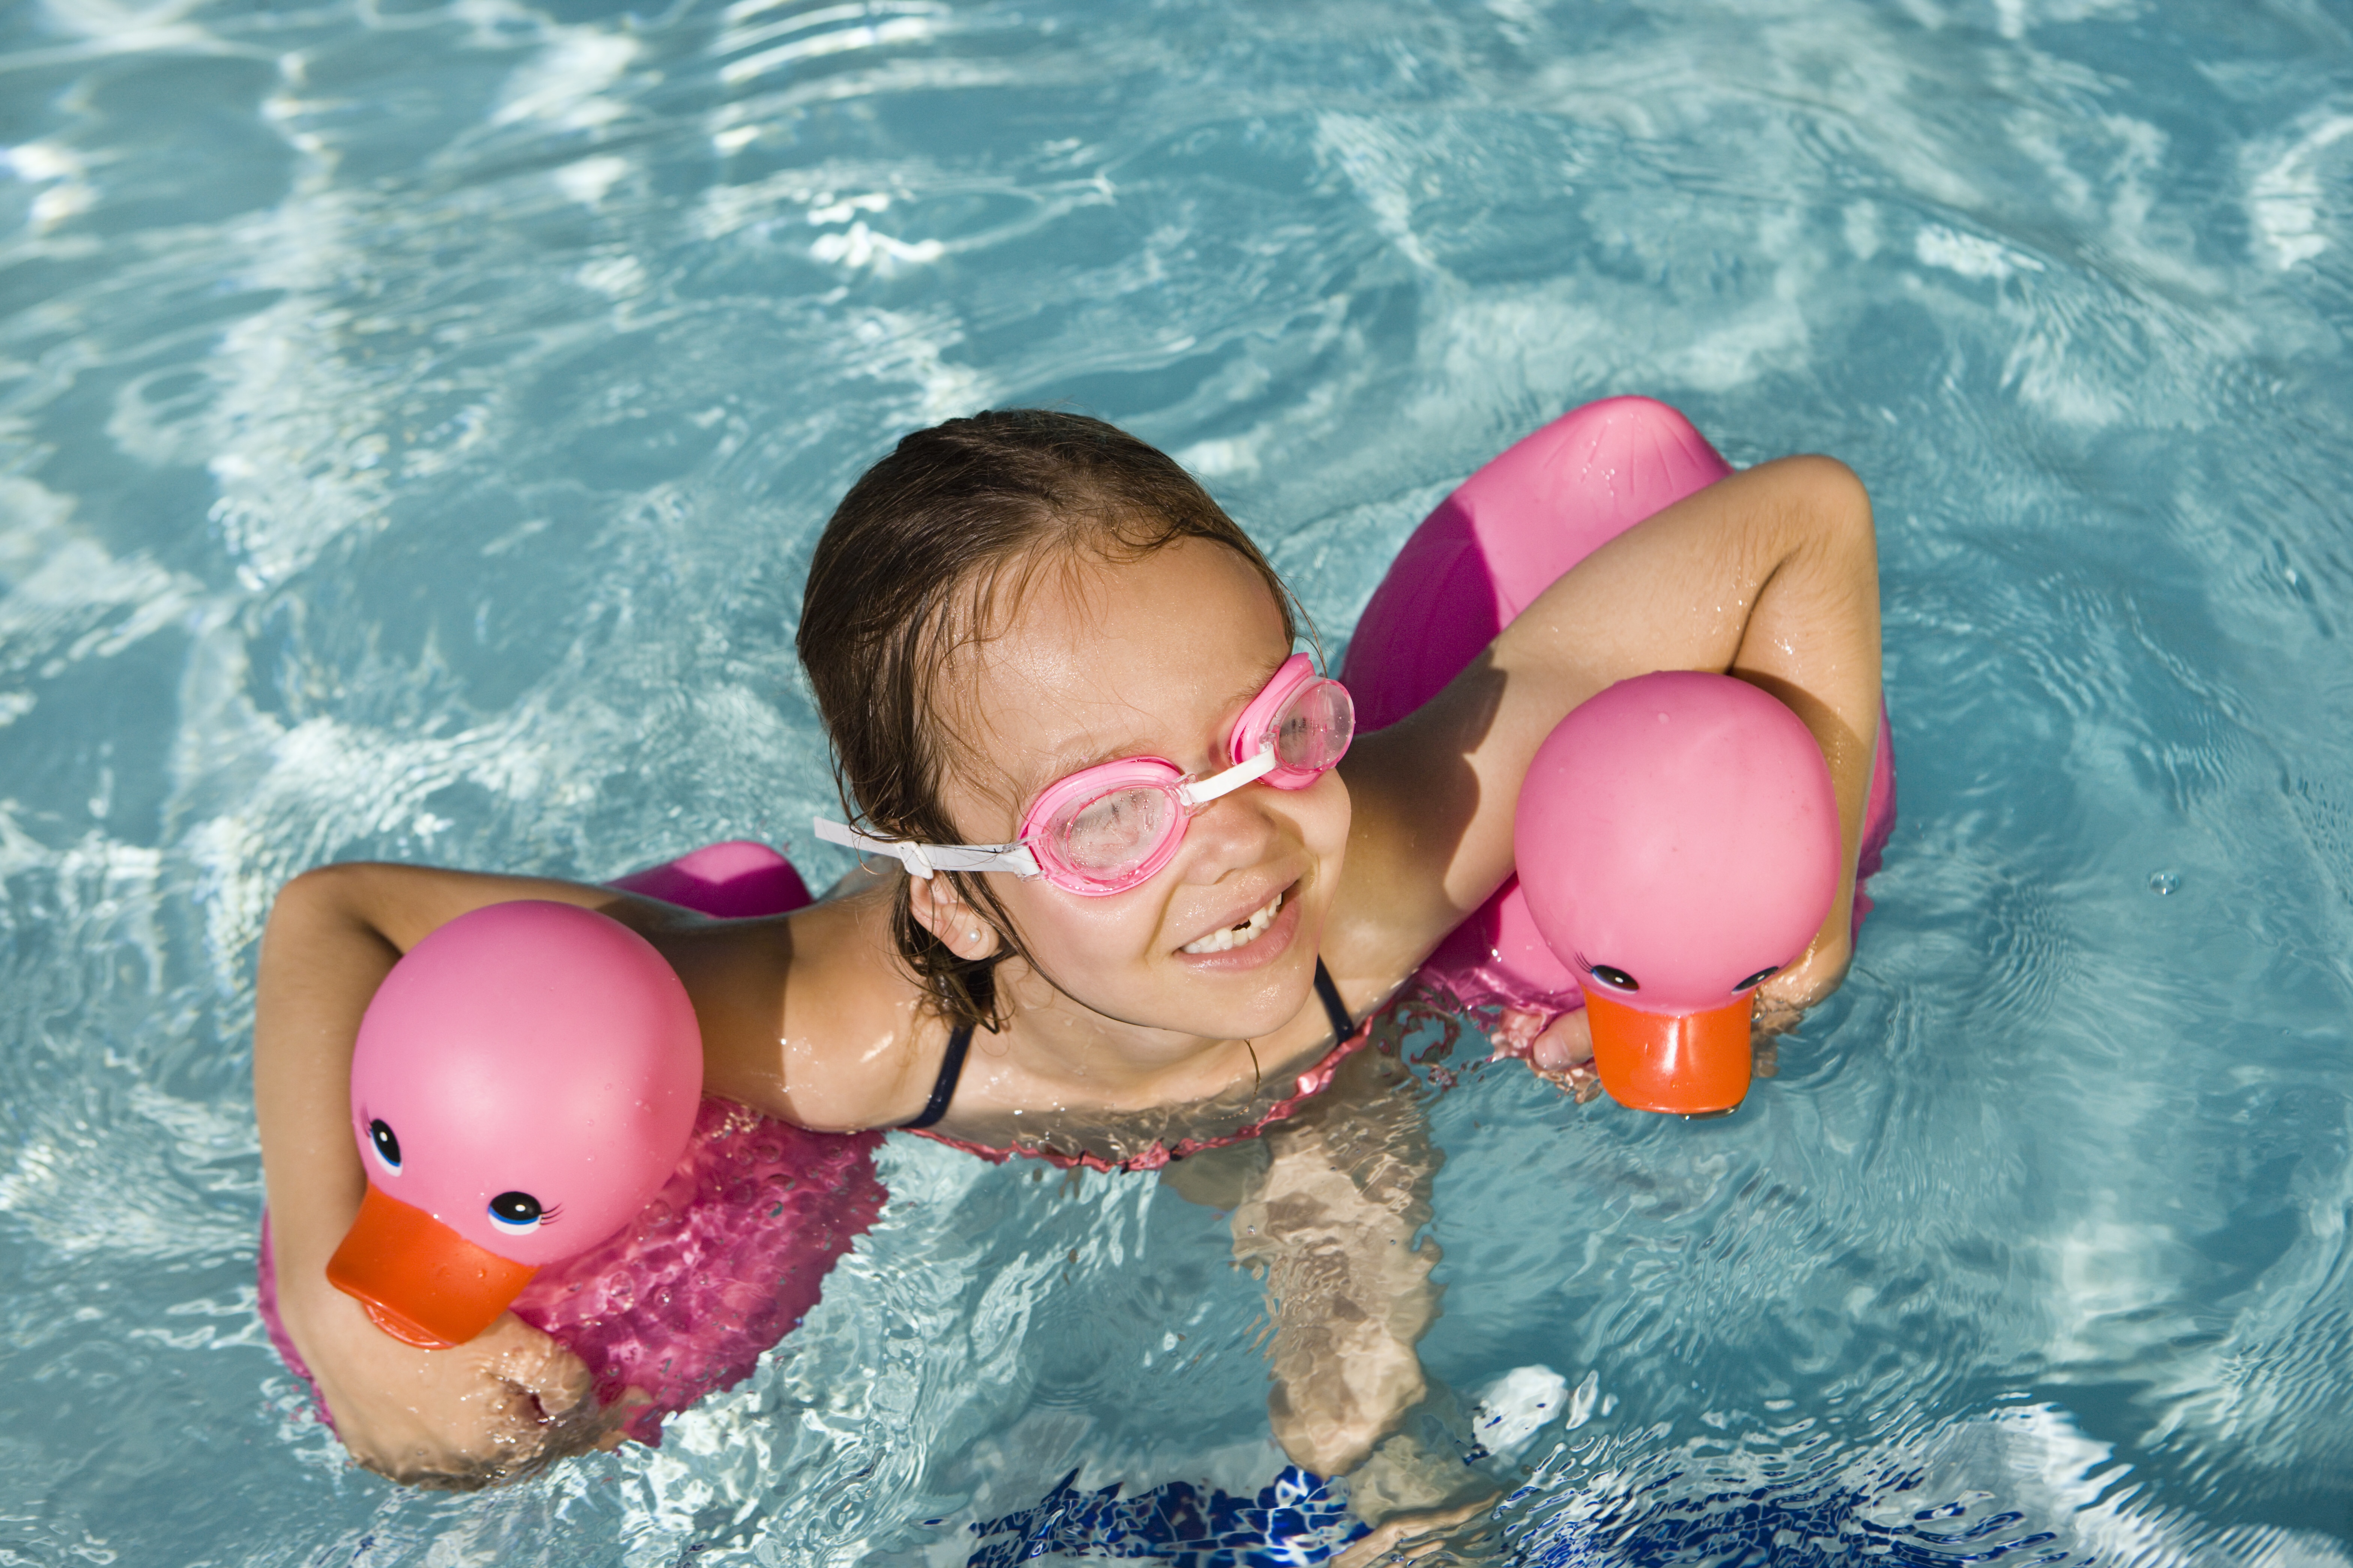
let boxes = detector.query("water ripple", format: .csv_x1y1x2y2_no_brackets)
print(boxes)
4,0,2353,1563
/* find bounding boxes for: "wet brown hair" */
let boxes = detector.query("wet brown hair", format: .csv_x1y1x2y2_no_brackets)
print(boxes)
797,409,1299,1033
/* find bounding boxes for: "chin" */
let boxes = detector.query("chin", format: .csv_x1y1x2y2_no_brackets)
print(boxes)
1177,952,1318,1032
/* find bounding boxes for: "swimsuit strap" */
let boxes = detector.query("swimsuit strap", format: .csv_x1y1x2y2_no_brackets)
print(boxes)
901,961,1354,1132
902,966,993,1130
901,1023,973,1129
1312,958,1356,1043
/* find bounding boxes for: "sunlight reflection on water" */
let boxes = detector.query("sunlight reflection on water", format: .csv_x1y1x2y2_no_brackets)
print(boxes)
2,0,2352,1562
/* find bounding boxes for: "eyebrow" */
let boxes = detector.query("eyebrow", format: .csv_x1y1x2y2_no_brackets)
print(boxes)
1009,662,1281,807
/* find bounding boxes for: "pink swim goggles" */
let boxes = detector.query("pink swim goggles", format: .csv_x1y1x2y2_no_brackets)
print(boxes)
815,654,1354,896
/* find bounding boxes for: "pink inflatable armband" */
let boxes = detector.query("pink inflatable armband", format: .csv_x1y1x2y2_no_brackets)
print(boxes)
606,839,812,918
259,842,885,1448
1342,397,1895,1111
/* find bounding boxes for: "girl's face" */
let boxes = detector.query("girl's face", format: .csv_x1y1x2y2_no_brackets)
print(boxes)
934,536,1350,1047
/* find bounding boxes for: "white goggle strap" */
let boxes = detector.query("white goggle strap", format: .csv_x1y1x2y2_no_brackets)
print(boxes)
812,818,1042,880
1176,743,1276,810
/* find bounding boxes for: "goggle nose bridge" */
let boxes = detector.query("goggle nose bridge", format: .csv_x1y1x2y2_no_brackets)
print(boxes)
1176,743,1278,811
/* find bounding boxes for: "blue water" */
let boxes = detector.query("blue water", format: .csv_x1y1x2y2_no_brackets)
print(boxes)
4,0,2353,1562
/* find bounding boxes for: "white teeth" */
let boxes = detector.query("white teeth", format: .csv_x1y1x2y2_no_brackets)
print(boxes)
1181,892,1282,955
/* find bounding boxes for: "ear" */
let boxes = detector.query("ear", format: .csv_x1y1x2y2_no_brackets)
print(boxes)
907,873,1000,961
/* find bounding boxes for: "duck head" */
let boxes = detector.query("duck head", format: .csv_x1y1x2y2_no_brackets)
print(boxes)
327,900,701,1348
1514,672,1840,1116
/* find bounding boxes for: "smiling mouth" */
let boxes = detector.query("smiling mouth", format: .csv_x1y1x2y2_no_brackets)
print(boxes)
1180,892,1283,955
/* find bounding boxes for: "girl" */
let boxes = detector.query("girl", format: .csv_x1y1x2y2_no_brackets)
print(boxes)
254,403,1881,1499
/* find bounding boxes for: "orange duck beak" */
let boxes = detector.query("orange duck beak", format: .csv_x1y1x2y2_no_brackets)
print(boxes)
325,1185,538,1349
1581,987,1754,1116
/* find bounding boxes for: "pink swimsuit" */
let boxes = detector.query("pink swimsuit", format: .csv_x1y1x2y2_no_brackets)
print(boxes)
901,960,1367,1174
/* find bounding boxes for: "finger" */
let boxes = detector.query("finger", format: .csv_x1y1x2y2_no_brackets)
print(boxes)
429,1377,554,1478
1529,1011,1592,1073
479,1316,597,1422
1334,1496,1497,1568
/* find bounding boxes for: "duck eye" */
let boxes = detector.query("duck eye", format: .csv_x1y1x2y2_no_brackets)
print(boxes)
1734,966,1781,993
368,1119,401,1171
487,1192,544,1234
1589,964,1639,993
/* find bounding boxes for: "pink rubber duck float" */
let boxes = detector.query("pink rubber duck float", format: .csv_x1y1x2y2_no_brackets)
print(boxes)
1344,397,1895,1113
325,898,704,1350
259,842,885,1446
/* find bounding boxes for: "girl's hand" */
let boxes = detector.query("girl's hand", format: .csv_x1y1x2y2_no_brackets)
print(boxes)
1334,1494,1501,1568
1336,1428,1502,1566
1754,926,1852,1037
279,1272,620,1488
1524,1009,1603,1102
1485,1008,1603,1102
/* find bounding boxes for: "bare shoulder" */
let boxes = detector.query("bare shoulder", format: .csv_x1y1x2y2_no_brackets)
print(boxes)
671,874,942,1134
1319,728,1478,1009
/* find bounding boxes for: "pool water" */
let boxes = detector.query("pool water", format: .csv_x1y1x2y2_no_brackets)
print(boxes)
5,0,2353,1562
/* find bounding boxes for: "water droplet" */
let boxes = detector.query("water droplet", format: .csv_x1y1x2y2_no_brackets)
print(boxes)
2148,871,2180,896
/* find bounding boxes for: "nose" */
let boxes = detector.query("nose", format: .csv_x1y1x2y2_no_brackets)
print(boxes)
1179,780,1285,877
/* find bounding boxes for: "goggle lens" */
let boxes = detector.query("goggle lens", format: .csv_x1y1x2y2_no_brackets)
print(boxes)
1231,656,1355,790
1268,678,1353,774
1048,785,1174,876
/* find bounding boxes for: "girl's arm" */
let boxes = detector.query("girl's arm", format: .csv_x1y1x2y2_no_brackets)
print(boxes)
1230,1041,1443,1479
1231,1042,1499,1555
256,859,924,1481
1334,454,1881,1010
